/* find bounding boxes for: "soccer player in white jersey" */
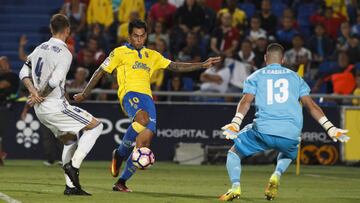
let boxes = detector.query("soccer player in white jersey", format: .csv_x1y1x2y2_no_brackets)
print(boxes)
19,14,103,196
219,43,350,201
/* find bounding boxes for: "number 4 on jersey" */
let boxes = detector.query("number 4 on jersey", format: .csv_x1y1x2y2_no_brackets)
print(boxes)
35,57,44,84
267,79,289,105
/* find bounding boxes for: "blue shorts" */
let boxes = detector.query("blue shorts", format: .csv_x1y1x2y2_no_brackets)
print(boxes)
122,92,156,133
233,124,299,160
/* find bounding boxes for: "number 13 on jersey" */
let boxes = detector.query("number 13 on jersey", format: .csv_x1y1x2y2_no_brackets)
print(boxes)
267,78,289,105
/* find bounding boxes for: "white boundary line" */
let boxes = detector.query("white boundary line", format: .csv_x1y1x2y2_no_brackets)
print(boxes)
0,192,22,203
305,174,360,182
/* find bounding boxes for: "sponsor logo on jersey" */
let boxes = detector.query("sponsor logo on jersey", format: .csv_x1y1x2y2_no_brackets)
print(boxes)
132,61,150,72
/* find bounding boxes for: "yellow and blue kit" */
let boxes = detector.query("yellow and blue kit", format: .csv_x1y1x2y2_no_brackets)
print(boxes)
100,43,171,132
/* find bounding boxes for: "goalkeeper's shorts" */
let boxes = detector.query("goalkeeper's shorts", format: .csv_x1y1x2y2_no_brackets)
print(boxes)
233,124,299,160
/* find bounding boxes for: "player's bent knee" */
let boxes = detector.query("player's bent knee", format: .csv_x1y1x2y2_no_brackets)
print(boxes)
135,111,150,126
58,132,77,145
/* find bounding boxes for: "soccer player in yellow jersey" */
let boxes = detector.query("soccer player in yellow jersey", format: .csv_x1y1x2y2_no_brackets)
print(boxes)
74,19,220,192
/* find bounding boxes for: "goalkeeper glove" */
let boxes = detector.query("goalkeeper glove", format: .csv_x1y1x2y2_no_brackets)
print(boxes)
318,116,350,143
221,113,244,140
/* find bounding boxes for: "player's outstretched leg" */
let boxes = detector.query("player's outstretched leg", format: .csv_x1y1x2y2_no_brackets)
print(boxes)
219,147,242,201
112,152,137,192
63,119,103,194
265,152,292,201
111,122,144,177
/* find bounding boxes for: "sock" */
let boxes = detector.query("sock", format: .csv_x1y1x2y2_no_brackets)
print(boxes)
274,153,292,177
64,174,75,188
226,151,241,188
117,124,139,157
71,123,103,168
62,142,77,188
119,151,137,182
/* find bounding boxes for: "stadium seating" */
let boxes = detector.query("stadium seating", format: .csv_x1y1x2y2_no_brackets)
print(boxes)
0,0,63,73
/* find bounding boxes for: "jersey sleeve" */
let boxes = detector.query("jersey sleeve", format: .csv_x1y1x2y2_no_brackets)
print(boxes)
152,50,171,71
299,77,311,97
100,50,120,74
243,72,257,95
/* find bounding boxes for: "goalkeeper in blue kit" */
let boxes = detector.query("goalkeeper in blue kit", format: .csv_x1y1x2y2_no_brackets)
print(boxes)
219,43,350,201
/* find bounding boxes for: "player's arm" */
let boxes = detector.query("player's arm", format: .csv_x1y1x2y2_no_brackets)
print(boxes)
19,59,43,105
73,67,107,102
301,95,349,142
167,57,221,72
221,94,254,139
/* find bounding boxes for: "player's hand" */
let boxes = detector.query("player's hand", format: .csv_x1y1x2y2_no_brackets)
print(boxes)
19,34,28,46
328,127,350,143
73,93,86,102
28,92,44,107
202,57,221,68
221,123,240,140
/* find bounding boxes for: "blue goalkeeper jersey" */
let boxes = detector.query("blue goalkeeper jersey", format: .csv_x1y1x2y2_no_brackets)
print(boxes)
243,63,311,140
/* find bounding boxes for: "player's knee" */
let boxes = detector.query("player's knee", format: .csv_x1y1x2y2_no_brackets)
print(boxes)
135,111,150,126
58,132,77,145
132,122,146,133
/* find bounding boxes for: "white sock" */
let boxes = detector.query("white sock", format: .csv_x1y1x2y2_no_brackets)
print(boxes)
62,142,77,188
71,123,103,168
64,174,75,188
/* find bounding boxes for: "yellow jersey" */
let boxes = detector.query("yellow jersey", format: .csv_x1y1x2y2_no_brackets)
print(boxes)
100,43,171,103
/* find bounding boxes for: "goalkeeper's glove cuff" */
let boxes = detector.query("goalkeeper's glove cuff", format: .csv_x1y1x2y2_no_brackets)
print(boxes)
318,116,335,133
231,113,244,130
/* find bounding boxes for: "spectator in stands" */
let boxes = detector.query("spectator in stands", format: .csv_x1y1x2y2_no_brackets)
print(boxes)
169,0,185,8
307,24,334,64
258,0,278,37
0,56,19,166
325,0,348,18
174,0,205,34
86,0,113,29
235,40,256,69
177,32,202,82
239,0,256,20
60,0,86,34
352,73,360,106
148,21,170,47
66,67,89,90
218,0,247,29
310,6,347,40
246,15,267,44
118,11,140,44
347,35,360,65
227,58,251,94
197,0,216,34
118,0,145,24
148,0,177,29
336,21,352,51
276,17,299,50
77,37,106,75
150,39,169,92
171,0,205,54
200,57,231,94
253,36,268,68
284,35,312,69
210,12,240,57
166,73,189,101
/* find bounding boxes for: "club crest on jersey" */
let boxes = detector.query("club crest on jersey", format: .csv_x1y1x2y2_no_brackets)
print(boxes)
132,61,150,71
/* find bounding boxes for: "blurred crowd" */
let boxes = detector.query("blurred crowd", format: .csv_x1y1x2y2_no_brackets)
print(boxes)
1,0,360,104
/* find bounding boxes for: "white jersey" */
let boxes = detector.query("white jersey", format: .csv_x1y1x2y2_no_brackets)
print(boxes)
22,38,72,113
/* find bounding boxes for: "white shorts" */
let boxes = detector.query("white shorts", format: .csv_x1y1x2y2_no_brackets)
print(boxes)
35,102,93,138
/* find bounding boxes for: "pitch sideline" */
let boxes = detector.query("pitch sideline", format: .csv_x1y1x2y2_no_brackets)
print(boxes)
0,192,22,203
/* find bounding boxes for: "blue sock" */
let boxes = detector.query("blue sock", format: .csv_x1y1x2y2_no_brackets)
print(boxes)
117,125,138,157
226,151,241,188
274,153,292,176
119,152,137,181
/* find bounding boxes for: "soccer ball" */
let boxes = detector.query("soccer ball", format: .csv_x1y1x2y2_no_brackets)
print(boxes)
132,147,155,169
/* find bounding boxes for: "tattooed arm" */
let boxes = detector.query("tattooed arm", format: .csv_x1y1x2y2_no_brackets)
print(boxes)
73,67,107,102
167,57,221,72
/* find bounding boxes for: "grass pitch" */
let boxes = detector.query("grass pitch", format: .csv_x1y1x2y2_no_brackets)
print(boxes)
0,160,359,203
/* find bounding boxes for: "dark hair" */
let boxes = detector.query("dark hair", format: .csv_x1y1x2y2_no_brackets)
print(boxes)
128,19,147,35
50,14,70,34
266,43,284,55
